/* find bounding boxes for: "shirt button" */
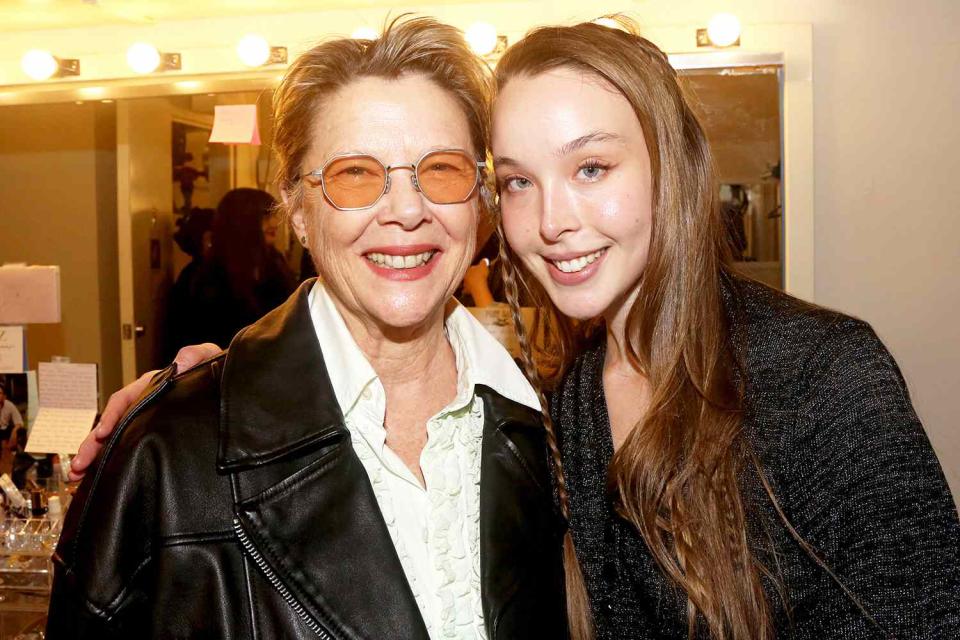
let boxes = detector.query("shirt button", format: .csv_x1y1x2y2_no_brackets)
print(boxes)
361,387,372,400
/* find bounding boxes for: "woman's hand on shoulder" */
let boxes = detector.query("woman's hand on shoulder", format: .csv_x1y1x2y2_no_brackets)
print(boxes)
68,342,222,481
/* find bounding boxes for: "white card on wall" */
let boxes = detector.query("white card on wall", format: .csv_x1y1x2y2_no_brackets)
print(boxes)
0,265,61,324
0,326,25,373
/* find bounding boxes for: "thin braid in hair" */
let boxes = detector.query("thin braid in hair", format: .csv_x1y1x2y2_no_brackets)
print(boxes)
494,234,568,513
495,227,595,640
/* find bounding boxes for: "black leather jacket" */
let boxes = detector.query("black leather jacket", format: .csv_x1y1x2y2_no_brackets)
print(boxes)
47,284,567,639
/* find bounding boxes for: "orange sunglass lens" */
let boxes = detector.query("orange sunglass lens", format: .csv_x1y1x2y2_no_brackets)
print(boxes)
416,151,478,203
322,156,386,209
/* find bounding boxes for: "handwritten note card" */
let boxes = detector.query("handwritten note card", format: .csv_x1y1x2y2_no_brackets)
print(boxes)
0,326,25,373
26,362,98,455
37,362,97,410
26,407,96,455
209,104,261,145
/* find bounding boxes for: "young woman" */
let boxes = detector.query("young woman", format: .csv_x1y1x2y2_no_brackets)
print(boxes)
491,19,960,640
72,17,960,640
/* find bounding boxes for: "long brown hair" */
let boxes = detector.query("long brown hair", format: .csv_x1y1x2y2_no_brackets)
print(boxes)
209,188,277,312
494,19,773,639
270,15,591,637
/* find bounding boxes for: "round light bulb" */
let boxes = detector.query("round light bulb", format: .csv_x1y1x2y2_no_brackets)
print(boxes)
351,26,378,40
126,42,161,74
237,34,271,67
466,22,498,56
21,49,58,81
707,13,741,47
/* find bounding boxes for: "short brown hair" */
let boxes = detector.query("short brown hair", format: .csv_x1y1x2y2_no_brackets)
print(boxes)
272,15,492,216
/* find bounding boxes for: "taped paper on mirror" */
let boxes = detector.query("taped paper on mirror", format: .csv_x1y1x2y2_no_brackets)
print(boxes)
26,407,97,455
26,362,98,454
0,265,61,324
209,105,261,144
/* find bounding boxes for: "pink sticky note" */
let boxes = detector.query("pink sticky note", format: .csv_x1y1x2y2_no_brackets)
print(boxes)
209,104,261,145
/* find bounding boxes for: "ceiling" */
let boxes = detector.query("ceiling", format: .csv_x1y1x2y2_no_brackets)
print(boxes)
0,0,471,32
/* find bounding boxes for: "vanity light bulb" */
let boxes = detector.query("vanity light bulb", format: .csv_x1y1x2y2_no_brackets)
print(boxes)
21,49,58,81
351,26,378,40
127,42,161,74
707,13,741,47
465,22,498,56
237,34,271,67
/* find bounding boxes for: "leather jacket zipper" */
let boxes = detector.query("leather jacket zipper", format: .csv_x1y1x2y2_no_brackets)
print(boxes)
233,518,335,639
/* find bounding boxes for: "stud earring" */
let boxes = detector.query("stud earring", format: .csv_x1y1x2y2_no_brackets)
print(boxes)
300,235,308,245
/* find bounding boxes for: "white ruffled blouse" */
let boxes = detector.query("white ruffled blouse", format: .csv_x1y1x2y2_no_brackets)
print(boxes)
307,283,540,639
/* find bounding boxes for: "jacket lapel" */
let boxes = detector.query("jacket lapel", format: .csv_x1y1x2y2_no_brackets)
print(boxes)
219,281,428,640
477,386,568,639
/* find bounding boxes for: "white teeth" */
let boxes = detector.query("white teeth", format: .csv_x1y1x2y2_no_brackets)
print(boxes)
366,250,437,269
551,249,605,273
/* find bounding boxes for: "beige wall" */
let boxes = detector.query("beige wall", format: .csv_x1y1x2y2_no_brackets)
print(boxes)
809,0,960,499
0,102,121,405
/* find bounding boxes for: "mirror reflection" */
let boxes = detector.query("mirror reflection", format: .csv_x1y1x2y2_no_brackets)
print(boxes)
681,65,782,289
0,62,784,379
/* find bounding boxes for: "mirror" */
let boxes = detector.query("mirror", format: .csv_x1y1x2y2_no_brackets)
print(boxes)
118,90,301,373
0,56,788,383
681,65,783,289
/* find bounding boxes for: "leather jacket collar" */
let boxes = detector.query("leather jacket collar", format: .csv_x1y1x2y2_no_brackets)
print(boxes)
218,281,346,472
215,282,562,639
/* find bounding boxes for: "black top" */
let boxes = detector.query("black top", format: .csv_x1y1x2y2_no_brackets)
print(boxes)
555,277,960,639
165,250,295,360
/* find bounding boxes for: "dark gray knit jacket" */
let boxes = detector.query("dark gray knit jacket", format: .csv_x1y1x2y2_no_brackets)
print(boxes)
554,276,960,639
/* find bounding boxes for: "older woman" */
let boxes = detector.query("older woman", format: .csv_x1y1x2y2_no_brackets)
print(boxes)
47,18,567,640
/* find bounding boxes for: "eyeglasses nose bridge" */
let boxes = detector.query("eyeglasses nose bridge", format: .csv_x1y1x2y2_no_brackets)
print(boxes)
382,163,420,196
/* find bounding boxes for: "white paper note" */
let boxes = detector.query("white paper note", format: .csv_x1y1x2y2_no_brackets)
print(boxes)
209,104,261,144
37,362,98,410
26,407,97,455
26,362,99,454
0,264,61,324
0,325,25,373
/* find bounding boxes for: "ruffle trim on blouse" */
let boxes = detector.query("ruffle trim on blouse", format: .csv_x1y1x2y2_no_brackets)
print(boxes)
348,398,486,639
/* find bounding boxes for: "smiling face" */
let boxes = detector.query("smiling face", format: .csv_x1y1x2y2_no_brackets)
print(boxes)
493,67,654,324
290,74,479,334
